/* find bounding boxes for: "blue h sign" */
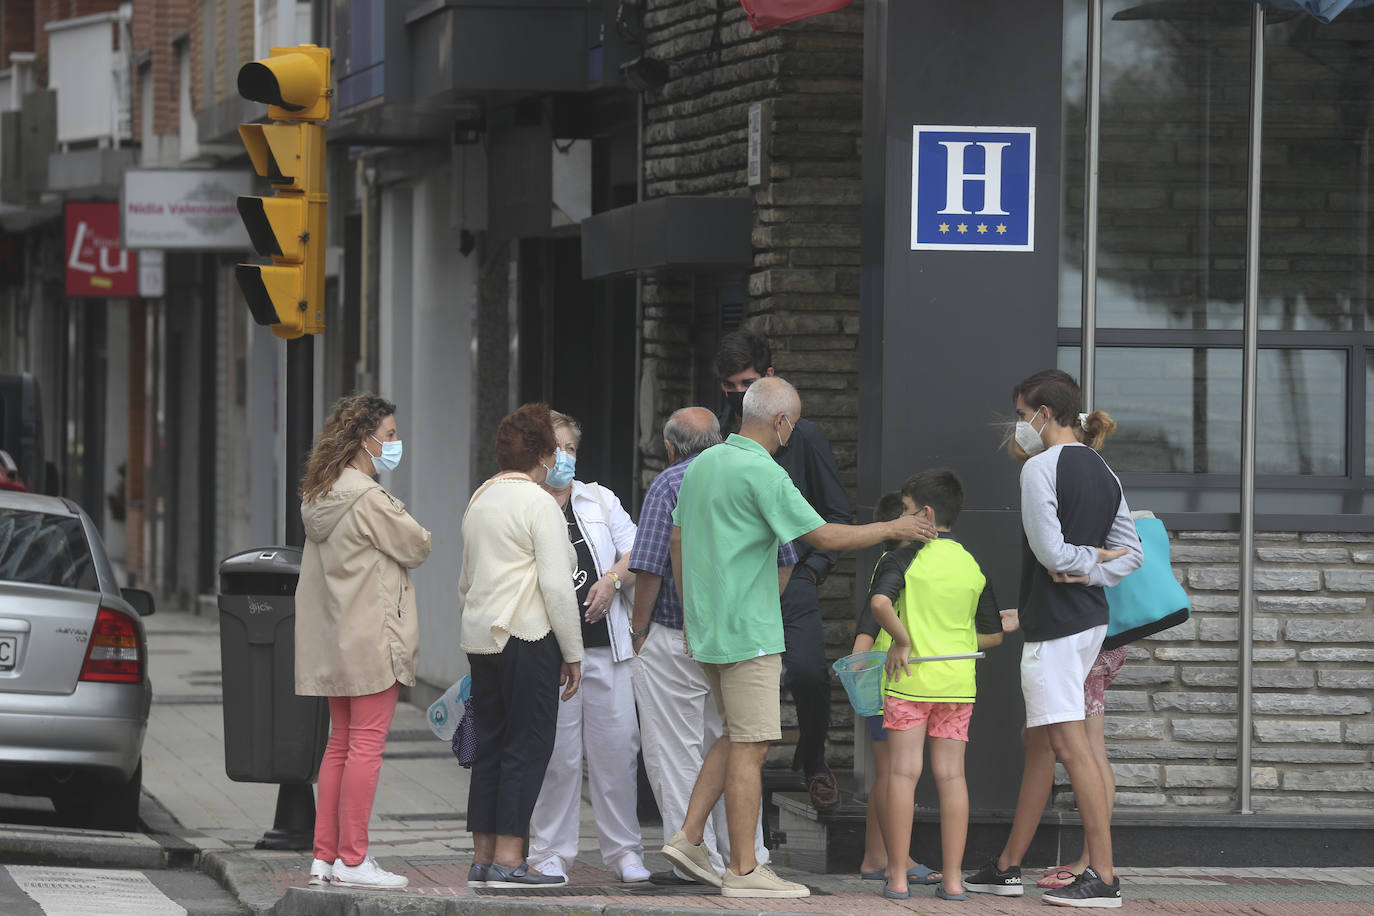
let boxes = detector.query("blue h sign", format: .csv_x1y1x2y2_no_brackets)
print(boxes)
910,126,1035,252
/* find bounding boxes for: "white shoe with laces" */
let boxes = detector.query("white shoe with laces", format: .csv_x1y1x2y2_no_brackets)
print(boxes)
615,855,652,883
331,856,409,889
308,858,332,886
534,856,567,880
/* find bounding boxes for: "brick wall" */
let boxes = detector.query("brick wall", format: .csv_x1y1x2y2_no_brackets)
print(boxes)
1,0,37,66
132,0,190,139
1045,530,1374,811
639,0,865,767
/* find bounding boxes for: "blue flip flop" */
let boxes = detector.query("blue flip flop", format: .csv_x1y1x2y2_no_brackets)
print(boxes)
910,864,941,886
882,882,910,899
861,863,940,884
936,885,968,901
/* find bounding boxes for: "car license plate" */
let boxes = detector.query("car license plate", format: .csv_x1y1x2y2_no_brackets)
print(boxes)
0,635,14,671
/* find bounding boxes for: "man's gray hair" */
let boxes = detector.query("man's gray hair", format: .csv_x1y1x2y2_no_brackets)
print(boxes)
663,407,721,459
742,376,799,424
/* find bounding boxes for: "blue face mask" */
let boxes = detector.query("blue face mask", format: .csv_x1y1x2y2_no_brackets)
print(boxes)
368,434,403,472
544,449,576,489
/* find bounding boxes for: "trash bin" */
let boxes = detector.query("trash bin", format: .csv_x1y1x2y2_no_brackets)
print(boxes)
217,546,328,783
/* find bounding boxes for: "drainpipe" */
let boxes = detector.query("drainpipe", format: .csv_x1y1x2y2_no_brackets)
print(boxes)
1237,2,1264,815
631,91,645,507
115,4,133,146
357,156,375,391
1080,0,1101,408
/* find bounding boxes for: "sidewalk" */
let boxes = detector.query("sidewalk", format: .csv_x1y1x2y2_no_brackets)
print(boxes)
141,608,1374,916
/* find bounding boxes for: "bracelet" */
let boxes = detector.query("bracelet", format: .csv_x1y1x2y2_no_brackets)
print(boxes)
629,622,651,640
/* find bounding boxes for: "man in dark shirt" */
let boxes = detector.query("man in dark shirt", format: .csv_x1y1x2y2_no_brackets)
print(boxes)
715,331,853,809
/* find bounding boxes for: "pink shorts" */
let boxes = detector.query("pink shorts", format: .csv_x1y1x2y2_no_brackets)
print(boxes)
1084,646,1128,718
882,697,974,742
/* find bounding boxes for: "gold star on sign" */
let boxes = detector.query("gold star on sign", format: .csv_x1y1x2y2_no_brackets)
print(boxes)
957,222,968,234
977,223,988,234
938,222,950,234
996,224,1008,234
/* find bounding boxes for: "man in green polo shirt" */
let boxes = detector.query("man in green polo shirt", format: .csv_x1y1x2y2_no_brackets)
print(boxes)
664,376,936,898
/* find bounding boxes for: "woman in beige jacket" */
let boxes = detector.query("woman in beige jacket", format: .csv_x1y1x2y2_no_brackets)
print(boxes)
295,393,432,890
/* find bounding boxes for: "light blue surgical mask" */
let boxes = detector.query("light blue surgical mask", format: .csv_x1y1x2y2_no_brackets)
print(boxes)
367,434,403,472
544,449,576,489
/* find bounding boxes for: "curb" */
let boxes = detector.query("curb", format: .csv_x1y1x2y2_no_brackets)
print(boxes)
201,850,290,916
273,887,818,916
0,823,169,870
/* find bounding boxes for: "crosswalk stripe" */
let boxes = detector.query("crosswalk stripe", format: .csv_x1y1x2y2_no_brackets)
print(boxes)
6,866,187,915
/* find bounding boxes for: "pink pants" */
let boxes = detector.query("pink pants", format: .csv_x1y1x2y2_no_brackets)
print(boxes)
314,682,400,866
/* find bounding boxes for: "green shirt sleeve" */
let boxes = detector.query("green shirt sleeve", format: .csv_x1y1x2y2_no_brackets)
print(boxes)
758,471,825,546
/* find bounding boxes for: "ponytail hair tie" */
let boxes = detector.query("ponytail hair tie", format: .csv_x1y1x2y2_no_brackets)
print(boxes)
1079,412,1090,431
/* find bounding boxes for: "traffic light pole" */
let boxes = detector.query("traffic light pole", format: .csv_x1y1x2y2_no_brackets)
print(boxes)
256,335,315,851
234,42,331,851
284,336,312,548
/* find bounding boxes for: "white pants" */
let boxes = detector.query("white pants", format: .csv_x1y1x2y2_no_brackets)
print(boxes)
529,646,645,870
632,623,768,876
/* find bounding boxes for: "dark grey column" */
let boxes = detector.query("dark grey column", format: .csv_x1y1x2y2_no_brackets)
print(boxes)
861,0,1065,812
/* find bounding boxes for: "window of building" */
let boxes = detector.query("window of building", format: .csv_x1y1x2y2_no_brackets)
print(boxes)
1060,1,1374,524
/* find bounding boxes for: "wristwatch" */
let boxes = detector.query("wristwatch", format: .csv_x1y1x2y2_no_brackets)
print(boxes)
629,622,650,640
607,571,623,591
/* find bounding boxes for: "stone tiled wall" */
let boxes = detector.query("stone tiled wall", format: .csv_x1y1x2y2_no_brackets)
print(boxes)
1051,530,1374,811
637,0,865,769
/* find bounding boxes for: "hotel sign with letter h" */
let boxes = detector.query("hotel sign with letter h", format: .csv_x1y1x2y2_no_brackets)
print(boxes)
910,125,1035,252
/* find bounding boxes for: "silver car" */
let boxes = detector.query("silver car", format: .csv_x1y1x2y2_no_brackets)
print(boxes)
0,491,154,829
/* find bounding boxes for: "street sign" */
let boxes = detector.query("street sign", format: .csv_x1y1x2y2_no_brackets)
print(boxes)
66,201,138,297
910,125,1035,252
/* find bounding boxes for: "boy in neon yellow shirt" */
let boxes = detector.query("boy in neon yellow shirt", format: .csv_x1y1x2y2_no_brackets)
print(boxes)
869,469,1004,901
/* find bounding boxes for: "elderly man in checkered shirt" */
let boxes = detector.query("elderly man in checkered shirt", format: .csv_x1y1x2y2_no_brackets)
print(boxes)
626,406,794,885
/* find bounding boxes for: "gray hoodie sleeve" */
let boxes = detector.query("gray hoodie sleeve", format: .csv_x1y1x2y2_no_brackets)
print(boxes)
1086,482,1144,588
1019,454,1101,576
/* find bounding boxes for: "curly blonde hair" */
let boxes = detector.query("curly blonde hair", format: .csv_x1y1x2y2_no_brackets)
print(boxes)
301,393,397,502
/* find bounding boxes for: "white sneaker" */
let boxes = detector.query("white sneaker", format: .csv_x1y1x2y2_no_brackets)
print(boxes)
661,830,723,888
721,863,809,898
615,854,652,883
533,856,567,879
308,858,332,885
331,856,409,889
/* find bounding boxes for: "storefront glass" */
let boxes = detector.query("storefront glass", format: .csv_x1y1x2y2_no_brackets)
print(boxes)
1059,345,1345,474
1061,1,1374,488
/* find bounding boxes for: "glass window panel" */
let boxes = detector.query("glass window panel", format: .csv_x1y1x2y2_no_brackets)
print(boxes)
1259,10,1374,332
1059,347,1345,475
1061,1,1252,329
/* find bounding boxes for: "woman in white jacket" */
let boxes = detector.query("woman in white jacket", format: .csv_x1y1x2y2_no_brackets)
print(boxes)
527,410,649,883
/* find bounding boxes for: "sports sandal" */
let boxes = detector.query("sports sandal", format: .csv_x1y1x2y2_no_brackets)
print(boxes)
860,863,940,884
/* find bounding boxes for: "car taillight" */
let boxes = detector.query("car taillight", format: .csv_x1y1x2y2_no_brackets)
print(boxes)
79,606,144,683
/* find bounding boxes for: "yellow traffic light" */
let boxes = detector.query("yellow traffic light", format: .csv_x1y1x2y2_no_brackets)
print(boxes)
237,45,331,122
234,44,330,339
236,196,306,260
236,264,306,336
237,123,326,193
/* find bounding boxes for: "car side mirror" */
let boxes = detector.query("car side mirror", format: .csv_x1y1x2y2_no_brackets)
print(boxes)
121,587,156,617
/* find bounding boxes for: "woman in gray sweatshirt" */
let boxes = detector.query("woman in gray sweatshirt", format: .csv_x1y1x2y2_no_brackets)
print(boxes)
965,369,1142,910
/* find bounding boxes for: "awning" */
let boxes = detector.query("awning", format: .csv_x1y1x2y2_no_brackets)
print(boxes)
580,196,753,279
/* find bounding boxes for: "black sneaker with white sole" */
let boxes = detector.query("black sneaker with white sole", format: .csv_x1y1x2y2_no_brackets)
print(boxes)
964,857,1023,896
1043,866,1122,908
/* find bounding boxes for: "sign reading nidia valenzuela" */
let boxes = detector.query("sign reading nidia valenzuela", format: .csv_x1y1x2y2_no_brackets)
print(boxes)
910,126,1035,252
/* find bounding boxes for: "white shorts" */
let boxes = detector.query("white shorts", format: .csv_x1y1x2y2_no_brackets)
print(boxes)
1021,625,1107,728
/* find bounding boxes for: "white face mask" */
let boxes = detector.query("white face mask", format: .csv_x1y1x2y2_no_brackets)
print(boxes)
1014,410,1048,456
